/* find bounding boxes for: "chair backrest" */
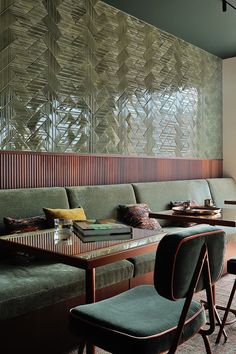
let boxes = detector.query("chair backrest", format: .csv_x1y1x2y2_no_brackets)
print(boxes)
154,224,226,300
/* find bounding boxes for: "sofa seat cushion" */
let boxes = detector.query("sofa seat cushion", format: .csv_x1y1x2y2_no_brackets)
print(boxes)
66,184,137,220
217,226,236,243
128,251,156,277
96,260,134,289
128,226,184,277
0,259,134,320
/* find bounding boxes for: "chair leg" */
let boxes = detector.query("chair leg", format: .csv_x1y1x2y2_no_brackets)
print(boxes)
78,339,86,354
200,332,212,354
216,278,236,344
214,306,227,342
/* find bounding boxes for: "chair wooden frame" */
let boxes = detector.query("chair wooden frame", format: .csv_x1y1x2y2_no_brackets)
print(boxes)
72,242,219,354
162,243,215,354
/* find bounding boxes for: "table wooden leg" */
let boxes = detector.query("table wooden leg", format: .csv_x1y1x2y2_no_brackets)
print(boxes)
86,268,96,304
85,268,96,354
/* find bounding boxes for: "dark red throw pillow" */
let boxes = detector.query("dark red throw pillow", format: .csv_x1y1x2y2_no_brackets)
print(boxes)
3,215,48,235
118,204,162,230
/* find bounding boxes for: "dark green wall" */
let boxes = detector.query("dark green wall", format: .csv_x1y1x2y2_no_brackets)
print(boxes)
103,0,236,59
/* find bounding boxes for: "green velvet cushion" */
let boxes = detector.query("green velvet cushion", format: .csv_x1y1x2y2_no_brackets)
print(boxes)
217,225,236,243
0,187,69,236
206,178,236,208
128,251,156,276
128,226,184,277
66,184,137,220
0,259,134,320
132,180,212,226
70,285,205,354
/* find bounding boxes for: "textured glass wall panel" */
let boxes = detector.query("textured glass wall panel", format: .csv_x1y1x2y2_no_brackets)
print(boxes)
0,0,222,157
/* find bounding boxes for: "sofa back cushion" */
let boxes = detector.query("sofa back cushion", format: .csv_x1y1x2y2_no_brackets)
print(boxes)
206,178,236,208
0,187,69,235
132,179,212,226
66,184,137,220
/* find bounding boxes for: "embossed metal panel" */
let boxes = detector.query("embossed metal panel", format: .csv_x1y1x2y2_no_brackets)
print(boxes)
0,0,222,158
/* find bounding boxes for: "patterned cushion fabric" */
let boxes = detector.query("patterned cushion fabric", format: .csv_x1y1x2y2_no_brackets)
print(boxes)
43,207,86,227
118,204,161,230
3,215,48,235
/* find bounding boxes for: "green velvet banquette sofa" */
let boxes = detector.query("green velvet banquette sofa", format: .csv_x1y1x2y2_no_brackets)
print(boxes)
1,177,236,353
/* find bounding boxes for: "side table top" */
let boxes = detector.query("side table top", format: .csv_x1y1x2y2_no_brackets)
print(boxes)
150,208,236,227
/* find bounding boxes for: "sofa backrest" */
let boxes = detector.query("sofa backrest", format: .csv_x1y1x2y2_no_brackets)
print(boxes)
66,184,137,220
1,178,235,235
0,187,69,235
206,178,236,208
132,179,212,226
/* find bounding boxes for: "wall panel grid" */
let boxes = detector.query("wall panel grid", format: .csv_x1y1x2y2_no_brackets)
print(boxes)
0,0,222,158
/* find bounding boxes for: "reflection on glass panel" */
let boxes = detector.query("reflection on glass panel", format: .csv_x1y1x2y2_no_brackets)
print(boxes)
0,0,222,158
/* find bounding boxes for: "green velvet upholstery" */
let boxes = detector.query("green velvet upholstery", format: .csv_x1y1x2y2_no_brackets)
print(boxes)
70,225,223,354
132,179,212,226
0,187,69,236
154,224,225,299
70,285,205,354
206,178,236,208
0,259,134,320
66,184,136,220
96,259,134,290
128,252,156,277
0,178,235,326
216,225,236,244
128,226,184,276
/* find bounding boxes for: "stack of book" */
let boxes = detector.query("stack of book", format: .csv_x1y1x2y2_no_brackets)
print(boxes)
73,219,133,242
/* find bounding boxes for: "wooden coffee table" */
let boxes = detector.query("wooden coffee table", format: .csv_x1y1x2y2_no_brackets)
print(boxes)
225,200,236,205
150,208,236,227
0,228,165,304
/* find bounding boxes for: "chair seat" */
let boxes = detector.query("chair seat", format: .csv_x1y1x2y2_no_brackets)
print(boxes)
227,257,236,274
70,285,206,354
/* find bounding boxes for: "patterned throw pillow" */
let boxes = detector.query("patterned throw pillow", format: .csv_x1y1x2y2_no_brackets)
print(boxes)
4,215,48,235
43,207,87,227
118,204,162,230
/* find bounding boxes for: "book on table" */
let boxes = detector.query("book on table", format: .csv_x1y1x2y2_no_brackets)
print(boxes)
73,219,132,236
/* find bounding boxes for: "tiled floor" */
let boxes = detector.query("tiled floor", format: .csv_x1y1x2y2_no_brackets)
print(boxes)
68,274,236,354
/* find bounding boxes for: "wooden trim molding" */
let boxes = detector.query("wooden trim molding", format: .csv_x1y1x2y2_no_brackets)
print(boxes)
0,150,223,189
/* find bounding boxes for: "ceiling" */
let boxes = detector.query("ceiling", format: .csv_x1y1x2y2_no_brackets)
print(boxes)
103,0,236,59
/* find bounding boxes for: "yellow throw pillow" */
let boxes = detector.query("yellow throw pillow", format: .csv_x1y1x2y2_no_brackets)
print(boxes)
43,207,86,227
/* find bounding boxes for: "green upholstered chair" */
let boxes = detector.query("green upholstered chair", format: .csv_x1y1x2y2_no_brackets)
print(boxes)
69,225,225,354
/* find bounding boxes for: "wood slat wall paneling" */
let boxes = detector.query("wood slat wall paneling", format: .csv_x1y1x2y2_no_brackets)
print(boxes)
0,151,223,189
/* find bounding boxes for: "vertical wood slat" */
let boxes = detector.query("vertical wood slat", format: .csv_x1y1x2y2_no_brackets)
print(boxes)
0,150,223,190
